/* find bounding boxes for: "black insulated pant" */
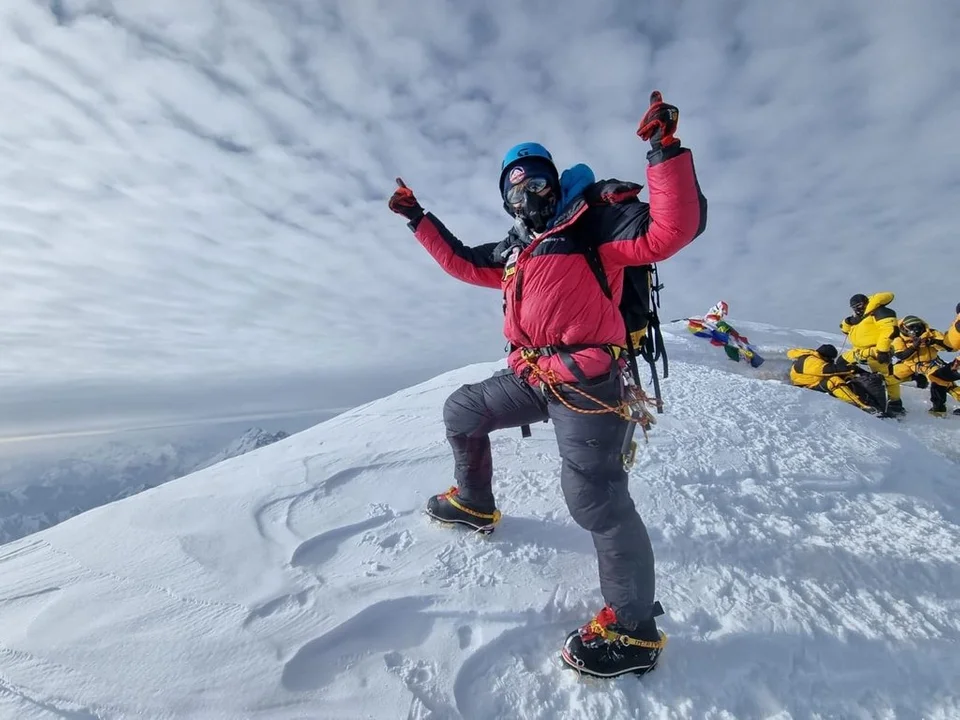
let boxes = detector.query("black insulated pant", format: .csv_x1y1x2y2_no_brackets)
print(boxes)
442,369,657,627
930,364,960,408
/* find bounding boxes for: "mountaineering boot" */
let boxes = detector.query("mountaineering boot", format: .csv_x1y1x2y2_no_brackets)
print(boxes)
929,404,947,417
560,604,667,678
425,487,501,533
887,399,906,417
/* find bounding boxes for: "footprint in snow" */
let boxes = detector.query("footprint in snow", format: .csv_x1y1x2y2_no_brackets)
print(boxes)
242,588,313,630
384,652,460,720
280,595,437,692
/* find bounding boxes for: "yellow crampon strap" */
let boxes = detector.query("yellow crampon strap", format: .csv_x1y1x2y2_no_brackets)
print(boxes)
588,619,668,650
443,488,501,524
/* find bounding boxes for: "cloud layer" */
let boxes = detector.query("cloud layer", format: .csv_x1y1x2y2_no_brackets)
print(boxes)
1,0,957,386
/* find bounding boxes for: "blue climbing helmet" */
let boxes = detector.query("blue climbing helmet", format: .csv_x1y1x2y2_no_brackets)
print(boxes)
498,142,562,231
499,142,557,193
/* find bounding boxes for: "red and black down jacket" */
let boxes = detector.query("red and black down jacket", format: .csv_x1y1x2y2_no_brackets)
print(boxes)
411,148,707,383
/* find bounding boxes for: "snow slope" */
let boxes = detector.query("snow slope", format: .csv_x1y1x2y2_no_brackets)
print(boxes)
0,326,958,719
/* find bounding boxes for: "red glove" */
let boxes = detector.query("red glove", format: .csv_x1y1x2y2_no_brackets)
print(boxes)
637,91,679,149
388,178,424,222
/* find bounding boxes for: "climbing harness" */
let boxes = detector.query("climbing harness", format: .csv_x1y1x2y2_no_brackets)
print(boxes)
519,348,659,471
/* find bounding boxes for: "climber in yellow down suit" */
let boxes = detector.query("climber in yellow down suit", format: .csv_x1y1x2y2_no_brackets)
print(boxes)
946,302,960,351
892,315,960,416
788,344,884,414
840,292,904,416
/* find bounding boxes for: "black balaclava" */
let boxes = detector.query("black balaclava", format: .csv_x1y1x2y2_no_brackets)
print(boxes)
501,157,560,234
849,294,868,317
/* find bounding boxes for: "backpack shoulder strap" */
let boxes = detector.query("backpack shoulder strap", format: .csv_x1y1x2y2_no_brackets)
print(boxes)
582,240,612,300
578,179,641,300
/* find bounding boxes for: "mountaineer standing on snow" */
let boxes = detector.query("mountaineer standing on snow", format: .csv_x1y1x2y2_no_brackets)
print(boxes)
840,293,904,416
388,91,707,678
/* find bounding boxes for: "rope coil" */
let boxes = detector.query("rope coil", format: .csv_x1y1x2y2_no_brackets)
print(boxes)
520,352,659,437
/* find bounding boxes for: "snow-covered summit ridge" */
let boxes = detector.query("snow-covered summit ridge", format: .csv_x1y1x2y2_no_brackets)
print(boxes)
0,325,957,719
0,426,291,546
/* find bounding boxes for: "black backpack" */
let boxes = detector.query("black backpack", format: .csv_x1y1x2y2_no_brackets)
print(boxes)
846,372,889,415
574,180,670,412
582,248,668,413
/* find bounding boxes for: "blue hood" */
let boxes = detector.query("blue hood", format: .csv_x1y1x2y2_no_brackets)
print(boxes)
549,163,595,228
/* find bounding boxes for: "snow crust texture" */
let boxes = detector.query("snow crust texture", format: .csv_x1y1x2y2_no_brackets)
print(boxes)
0,326,958,719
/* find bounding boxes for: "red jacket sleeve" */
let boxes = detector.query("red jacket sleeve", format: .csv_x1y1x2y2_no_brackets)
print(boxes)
412,213,504,289
596,149,707,267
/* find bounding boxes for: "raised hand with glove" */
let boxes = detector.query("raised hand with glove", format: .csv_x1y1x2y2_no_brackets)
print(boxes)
637,91,682,164
388,178,425,226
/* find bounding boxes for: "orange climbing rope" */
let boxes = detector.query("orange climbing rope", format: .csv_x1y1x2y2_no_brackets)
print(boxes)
519,351,659,437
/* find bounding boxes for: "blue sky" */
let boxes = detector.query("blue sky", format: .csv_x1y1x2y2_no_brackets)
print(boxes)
1,0,958,393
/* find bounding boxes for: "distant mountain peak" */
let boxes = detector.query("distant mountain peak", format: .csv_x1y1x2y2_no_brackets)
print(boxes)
192,427,290,472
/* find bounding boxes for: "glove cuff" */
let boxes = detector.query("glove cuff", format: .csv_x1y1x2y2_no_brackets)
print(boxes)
647,142,684,166
406,208,426,230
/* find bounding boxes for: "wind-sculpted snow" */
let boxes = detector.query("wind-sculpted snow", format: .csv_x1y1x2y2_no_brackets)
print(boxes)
0,328,957,718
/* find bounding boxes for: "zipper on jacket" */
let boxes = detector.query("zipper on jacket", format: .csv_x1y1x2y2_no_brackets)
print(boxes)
507,268,529,348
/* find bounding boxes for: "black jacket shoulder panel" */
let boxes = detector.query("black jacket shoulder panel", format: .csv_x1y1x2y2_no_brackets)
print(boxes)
585,199,652,249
